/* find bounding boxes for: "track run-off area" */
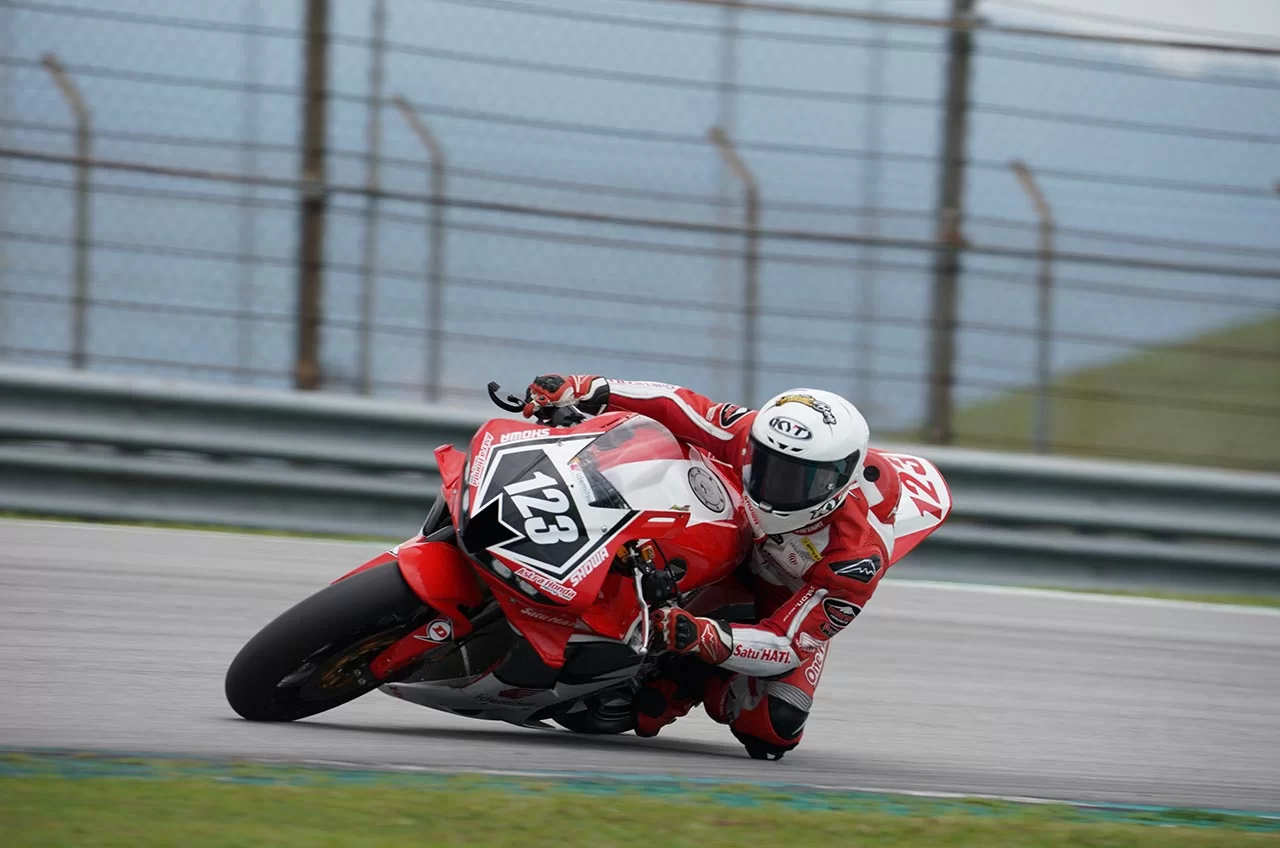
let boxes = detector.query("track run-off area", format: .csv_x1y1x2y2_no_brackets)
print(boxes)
1,520,1277,812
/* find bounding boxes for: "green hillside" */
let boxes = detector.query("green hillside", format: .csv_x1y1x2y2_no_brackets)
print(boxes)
949,315,1280,471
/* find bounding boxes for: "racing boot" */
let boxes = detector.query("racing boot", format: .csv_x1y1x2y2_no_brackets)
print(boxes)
703,674,803,761
632,678,697,738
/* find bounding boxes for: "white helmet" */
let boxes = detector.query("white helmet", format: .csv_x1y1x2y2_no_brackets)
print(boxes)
742,389,870,536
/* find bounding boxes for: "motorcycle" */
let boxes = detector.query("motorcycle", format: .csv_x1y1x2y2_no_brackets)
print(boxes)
224,383,954,736
225,383,752,734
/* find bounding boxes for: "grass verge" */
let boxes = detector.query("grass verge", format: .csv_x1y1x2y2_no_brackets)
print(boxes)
950,315,1280,471
1,755,1277,847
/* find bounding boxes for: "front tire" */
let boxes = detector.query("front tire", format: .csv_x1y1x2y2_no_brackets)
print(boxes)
225,562,430,722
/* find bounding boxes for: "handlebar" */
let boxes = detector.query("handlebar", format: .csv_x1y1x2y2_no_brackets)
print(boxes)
487,381,586,428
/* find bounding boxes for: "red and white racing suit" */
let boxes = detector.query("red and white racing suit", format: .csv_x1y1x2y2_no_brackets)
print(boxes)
555,376,902,756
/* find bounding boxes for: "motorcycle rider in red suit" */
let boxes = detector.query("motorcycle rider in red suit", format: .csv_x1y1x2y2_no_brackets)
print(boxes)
522,374,902,760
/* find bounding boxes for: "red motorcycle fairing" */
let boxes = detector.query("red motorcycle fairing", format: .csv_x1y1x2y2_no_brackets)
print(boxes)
359,411,750,676
436,442,465,526
474,511,691,670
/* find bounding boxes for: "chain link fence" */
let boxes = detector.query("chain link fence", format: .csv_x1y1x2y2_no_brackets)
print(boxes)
1,0,1277,469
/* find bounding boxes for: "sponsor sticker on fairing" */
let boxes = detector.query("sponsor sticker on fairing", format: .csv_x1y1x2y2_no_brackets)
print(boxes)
497,687,545,700
513,566,577,601
612,380,681,391
517,606,577,627
468,432,495,487
565,459,596,501
500,429,551,445
564,545,611,586
412,618,455,643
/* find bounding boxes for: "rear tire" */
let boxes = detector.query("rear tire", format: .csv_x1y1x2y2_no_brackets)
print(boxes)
225,562,430,722
553,690,637,735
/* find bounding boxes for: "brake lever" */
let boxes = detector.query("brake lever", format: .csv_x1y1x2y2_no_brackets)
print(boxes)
549,406,587,428
622,541,684,608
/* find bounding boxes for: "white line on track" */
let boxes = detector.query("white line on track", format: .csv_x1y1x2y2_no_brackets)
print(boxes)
889,579,1280,615
5,518,1277,615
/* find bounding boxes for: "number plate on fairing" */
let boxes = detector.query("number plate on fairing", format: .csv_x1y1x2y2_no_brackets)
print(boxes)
462,436,634,586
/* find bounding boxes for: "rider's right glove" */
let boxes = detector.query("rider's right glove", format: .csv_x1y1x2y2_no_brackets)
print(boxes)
651,607,732,664
522,374,608,419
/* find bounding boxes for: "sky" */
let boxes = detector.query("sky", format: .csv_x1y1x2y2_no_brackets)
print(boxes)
839,0,1280,74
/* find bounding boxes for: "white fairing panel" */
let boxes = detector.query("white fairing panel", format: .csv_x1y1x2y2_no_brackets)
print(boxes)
598,455,735,526
881,452,953,561
379,661,639,726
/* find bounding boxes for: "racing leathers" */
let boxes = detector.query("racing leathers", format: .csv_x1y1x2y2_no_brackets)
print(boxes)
523,374,902,759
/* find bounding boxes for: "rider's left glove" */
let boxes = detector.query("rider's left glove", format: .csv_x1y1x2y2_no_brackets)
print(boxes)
651,607,732,664
522,374,607,419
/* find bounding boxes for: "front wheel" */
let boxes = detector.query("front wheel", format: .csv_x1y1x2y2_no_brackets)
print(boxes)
225,561,431,722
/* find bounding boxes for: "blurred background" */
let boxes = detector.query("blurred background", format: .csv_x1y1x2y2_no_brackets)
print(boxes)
1,0,1277,470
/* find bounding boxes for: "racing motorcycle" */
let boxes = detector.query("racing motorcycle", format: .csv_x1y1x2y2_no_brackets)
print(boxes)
225,383,752,733
225,383,954,735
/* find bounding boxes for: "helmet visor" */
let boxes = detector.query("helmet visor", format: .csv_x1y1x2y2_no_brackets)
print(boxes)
745,441,860,513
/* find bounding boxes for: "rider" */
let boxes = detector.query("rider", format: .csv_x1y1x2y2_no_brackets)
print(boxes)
522,375,902,760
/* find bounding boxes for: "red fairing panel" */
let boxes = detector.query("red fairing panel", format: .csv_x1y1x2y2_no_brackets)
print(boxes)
473,566,577,668
436,443,466,525
395,540,484,635
366,540,484,680
333,550,398,583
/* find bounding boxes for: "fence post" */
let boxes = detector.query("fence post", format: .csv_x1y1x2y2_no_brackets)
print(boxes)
1010,159,1056,454
236,0,261,384
357,0,387,396
41,54,92,370
856,0,887,406
925,0,976,444
393,95,448,403
712,1,741,400
709,126,759,408
294,0,329,391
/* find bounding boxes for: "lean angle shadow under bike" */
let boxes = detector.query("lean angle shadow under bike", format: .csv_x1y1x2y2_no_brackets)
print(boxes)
225,382,951,738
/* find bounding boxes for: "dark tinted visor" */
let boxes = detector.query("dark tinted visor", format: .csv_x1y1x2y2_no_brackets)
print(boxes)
745,441,860,513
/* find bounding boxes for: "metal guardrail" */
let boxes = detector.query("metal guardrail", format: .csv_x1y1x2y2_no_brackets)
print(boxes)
2,365,1278,592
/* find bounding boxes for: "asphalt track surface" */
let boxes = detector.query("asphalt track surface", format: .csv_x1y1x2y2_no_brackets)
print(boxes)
2,520,1278,812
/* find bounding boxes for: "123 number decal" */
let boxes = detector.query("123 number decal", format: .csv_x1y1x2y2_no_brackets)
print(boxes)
505,471,580,544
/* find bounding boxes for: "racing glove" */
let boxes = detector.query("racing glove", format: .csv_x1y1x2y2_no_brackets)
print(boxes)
522,374,609,419
651,607,732,665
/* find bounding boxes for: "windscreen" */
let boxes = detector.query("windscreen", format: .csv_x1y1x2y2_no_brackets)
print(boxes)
570,417,684,510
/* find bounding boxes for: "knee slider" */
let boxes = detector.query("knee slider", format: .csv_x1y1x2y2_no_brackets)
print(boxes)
767,695,808,741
